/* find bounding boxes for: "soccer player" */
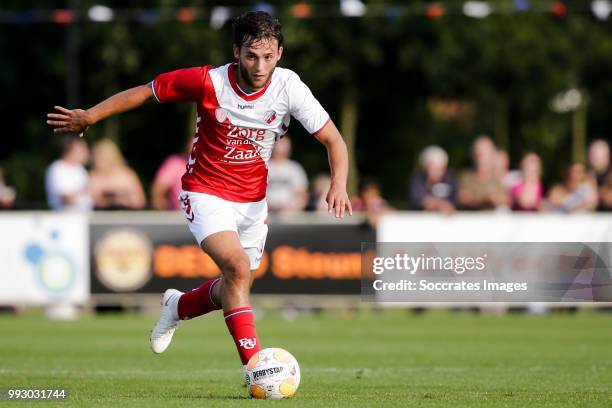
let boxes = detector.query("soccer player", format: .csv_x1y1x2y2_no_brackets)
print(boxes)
46,11,352,376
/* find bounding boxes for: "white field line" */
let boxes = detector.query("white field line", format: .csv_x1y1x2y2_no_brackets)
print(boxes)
0,366,572,378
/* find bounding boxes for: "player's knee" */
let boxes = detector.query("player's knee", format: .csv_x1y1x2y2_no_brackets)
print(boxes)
221,255,251,285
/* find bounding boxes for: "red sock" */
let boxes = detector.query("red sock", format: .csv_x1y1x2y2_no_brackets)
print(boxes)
224,307,261,365
177,278,221,320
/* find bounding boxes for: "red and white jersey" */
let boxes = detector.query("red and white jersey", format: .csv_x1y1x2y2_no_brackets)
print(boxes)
151,63,330,202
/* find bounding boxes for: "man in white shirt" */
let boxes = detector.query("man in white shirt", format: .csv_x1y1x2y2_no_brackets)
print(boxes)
266,136,308,212
45,136,92,211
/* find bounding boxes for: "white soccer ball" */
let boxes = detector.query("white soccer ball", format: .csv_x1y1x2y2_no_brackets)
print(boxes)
245,347,301,399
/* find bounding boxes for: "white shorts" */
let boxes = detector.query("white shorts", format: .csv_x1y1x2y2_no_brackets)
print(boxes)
179,190,268,270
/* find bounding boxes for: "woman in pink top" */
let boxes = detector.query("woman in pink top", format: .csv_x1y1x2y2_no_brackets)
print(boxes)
511,153,544,211
151,138,191,210
151,154,188,210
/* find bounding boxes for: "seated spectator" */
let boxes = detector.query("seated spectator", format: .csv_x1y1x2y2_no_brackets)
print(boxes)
408,145,458,214
587,139,612,210
598,172,612,211
151,138,191,210
510,153,544,211
266,136,308,213
587,139,610,186
0,167,16,209
89,139,146,210
546,163,598,213
496,149,521,192
306,173,332,212
459,136,509,210
45,136,93,211
351,178,393,228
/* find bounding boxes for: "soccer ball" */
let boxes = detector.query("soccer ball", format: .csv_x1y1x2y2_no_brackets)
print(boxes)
245,347,301,399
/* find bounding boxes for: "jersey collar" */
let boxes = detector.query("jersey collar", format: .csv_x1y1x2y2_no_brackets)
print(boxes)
228,63,272,102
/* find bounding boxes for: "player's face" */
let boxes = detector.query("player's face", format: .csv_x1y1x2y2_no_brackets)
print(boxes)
233,38,283,91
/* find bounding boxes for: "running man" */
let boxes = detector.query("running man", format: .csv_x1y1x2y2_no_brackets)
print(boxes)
46,11,352,375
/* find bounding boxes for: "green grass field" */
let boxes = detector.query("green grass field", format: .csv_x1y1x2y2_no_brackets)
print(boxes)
0,309,611,407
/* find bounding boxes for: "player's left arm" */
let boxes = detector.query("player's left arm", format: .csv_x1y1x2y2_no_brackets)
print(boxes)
313,120,353,218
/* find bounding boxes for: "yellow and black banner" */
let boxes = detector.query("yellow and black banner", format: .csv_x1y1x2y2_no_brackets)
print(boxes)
90,213,374,295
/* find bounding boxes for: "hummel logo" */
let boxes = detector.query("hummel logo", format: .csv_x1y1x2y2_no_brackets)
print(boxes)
238,103,254,110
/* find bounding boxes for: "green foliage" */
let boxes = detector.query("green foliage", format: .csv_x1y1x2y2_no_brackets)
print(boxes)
4,2,612,204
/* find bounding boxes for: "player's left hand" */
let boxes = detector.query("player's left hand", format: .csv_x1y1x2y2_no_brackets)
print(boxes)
326,184,352,219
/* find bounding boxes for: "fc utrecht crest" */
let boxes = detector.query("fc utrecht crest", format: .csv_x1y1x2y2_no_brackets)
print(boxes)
264,110,277,125
239,338,257,350
215,108,228,123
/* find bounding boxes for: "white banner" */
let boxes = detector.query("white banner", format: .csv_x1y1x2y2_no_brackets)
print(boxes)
0,212,89,305
378,213,612,242
374,213,612,304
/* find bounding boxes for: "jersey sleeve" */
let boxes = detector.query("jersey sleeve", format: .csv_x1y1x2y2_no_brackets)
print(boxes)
151,66,209,103
288,74,330,135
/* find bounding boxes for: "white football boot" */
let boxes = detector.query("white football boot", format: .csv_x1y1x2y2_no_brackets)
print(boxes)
150,289,183,354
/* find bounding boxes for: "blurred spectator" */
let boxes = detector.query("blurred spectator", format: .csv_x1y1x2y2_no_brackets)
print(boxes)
306,173,332,212
496,149,521,191
546,163,598,213
408,145,458,214
266,136,308,213
45,136,93,211
510,153,544,211
587,139,612,211
459,136,509,210
587,139,610,186
598,172,612,211
0,167,16,209
151,138,191,210
89,139,146,210
351,178,393,227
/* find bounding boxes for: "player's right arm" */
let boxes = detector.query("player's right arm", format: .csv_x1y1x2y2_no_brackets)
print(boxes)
48,67,206,135
46,84,154,135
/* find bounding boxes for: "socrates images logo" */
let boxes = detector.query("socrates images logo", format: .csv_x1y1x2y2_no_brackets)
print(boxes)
24,230,76,295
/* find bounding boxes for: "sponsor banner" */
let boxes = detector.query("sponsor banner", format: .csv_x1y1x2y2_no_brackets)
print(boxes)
90,213,373,295
362,242,612,302
0,212,89,305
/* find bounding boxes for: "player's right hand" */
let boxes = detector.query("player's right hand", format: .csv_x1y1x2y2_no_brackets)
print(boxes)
46,105,91,137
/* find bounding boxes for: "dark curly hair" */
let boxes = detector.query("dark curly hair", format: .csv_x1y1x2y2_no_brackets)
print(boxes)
232,11,283,49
